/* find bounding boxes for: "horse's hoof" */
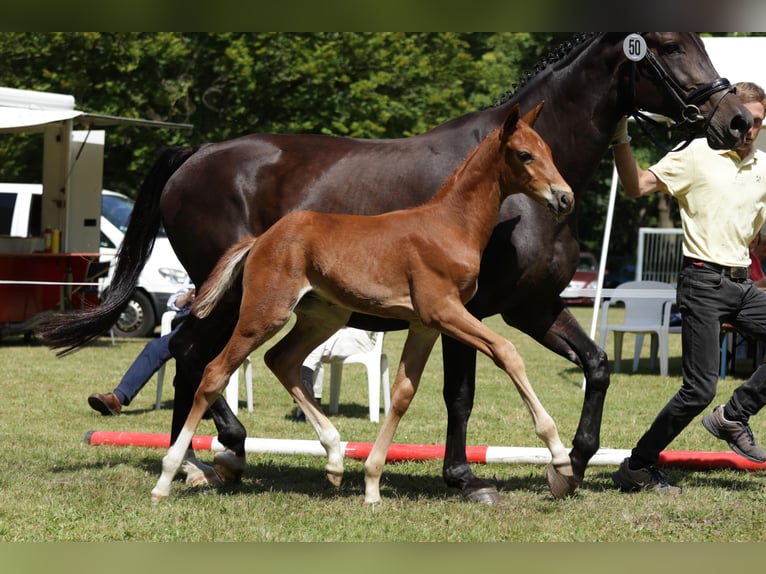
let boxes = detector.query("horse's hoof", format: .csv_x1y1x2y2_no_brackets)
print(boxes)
546,463,579,498
326,469,343,488
463,485,503,505
212,450,246,485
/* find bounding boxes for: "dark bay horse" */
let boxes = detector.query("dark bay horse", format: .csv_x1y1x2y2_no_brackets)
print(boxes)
39,33,751,503
151,103,575,502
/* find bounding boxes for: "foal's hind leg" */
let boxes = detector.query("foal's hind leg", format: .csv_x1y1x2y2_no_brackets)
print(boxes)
168,314,248,489
364,326,439,504
152,320,284,501
264,308,350,487
433,300,576,498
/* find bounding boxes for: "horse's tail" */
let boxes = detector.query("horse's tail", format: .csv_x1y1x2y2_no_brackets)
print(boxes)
193,236,257,319
36,145,200,355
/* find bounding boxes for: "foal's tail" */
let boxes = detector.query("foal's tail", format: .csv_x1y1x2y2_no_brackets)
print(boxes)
192,235,257,319
35,145,199,355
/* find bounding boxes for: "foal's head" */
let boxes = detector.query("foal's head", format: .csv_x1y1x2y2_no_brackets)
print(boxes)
500,102,574,219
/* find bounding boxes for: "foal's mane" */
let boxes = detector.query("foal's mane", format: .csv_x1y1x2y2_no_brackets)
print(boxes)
487,32,599,109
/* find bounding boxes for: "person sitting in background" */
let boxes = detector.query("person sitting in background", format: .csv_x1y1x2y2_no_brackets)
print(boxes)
295,327,379,421
87,283,195,416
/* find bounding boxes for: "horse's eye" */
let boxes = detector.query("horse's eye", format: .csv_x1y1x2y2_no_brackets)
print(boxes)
518,151,533,163
661,42,682,55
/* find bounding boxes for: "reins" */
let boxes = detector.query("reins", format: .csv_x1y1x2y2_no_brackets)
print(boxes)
624,33,735,153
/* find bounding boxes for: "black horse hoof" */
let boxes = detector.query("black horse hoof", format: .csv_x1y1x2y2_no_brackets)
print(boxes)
463,485,503,505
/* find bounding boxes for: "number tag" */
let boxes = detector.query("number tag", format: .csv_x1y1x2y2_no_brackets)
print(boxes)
623,34,647,62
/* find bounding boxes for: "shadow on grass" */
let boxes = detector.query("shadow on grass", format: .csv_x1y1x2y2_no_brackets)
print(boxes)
56,450,762,505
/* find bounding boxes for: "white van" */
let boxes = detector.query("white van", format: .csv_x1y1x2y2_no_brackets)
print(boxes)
0,183,188,337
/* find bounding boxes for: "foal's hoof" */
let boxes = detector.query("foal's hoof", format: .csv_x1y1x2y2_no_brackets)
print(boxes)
546,463,579,498
326,468,343,488
150,489,167,503
182,458,222,488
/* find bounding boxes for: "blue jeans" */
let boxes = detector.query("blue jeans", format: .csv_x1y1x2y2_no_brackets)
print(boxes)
631,262,766,467
113,324,180,405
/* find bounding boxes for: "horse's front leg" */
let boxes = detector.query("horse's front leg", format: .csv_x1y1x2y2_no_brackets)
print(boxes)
511,305,610,485
441,334,503,504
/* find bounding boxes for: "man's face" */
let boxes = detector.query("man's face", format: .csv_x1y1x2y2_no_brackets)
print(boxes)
736,101,765,155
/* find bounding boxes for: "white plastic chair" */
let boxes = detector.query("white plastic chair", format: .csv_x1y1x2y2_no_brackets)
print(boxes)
155,310,252,413
317,332,390,423
599,280,680,376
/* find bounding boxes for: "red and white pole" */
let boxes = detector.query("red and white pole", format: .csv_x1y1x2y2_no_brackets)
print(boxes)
85,430,766,471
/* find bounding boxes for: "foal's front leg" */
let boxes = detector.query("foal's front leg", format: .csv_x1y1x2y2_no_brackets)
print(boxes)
437,302,577,498
364,327,438,504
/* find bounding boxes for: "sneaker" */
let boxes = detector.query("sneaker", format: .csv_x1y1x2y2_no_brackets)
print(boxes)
702,405,766,463
612,457,682,494
87,392,122,416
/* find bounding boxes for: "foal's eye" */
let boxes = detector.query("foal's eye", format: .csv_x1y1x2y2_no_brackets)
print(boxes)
518,151,533,163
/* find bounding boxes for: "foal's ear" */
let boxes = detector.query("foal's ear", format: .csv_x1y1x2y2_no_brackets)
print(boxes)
522,101,545,126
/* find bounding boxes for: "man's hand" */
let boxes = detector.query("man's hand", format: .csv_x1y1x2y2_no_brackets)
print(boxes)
610,117,632,147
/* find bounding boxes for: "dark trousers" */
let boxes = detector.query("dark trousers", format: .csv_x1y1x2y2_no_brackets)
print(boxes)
113,324,181,405
631,262,766,467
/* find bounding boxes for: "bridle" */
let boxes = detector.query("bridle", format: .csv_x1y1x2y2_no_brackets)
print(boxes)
625,33,735,152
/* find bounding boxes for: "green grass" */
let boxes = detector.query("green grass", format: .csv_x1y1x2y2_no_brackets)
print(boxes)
1,306,766,542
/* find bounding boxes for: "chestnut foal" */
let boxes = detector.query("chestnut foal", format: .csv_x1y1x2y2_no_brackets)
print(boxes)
151,102,575,503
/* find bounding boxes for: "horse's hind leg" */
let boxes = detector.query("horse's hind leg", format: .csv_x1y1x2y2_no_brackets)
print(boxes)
152,315,286,501
152,352,245,501
168,306,249,488
364,326,439,504
264,307,350,487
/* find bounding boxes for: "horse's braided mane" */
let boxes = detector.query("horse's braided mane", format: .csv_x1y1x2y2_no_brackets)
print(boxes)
487,32,599,109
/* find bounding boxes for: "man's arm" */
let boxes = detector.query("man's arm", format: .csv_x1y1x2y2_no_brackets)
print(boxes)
611,118,667,198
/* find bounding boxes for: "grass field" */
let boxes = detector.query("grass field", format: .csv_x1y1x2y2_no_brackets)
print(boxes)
1,305,765,542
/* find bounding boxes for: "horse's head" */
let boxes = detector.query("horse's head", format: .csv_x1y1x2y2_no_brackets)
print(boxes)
500,102,574,219
616,32,751,150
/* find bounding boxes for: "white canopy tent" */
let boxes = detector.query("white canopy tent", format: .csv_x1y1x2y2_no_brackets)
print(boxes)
0,86,191,253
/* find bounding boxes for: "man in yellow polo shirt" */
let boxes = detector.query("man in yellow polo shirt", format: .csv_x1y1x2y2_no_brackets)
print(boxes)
611,81,766,493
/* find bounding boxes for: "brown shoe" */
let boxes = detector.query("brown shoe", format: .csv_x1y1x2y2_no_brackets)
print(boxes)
88,392,122,416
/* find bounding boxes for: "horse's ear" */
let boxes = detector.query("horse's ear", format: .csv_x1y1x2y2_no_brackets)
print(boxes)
502,104,522,136
522,101,545,126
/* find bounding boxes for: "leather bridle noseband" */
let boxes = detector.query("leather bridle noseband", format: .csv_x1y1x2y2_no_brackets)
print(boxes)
626,33,735,152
